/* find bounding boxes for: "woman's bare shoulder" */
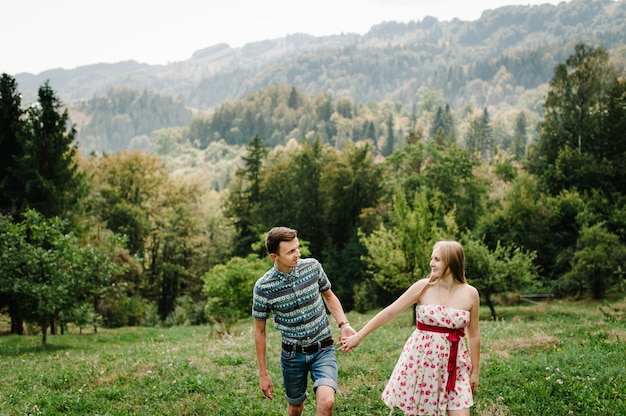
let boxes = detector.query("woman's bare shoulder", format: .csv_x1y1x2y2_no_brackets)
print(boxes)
464,283,480,297
406,278,431,298
412,278,431,291
460,283,480,304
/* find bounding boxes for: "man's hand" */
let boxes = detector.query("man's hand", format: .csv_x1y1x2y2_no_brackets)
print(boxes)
339,324,357,352
339,332,361,353
260,374,274,400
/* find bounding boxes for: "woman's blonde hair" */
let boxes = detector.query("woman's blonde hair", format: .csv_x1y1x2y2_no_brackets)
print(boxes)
416,240,466,302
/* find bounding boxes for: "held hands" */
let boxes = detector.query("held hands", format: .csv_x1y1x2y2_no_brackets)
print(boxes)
338,323,356,353
340,323,357,339
339,332,361,353
338,322,358,353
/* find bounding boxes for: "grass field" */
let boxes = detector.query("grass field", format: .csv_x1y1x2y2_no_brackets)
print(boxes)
1,298,625,415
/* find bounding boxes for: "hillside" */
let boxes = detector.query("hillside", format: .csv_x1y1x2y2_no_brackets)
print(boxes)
14,1,626,105
11,0,626,154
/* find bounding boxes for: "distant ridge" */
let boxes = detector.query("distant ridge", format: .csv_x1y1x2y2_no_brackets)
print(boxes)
12,0,626,113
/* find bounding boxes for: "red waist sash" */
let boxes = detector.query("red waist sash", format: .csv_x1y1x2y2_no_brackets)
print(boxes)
417,322,465,392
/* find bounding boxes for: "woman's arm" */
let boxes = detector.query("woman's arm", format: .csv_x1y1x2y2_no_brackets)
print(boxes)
340,279,427,352
466,286,481,392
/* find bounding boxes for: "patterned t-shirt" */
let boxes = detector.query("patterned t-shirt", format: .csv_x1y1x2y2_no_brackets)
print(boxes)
252,258,332,345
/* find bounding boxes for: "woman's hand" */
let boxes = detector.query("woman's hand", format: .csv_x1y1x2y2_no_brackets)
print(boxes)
470,372,479,393
339,333,361,353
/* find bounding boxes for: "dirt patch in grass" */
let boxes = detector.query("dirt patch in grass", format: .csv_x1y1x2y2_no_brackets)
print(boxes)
93,372,117,386
475,398,512,416
607,328,626,342
486,331,560,359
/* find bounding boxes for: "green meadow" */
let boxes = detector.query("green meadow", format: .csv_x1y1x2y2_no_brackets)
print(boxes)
1,299,625,415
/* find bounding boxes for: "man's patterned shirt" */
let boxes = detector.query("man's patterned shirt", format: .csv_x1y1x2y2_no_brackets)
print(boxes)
252,258,332,345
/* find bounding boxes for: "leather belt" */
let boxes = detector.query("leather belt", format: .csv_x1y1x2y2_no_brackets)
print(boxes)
282,337,334,354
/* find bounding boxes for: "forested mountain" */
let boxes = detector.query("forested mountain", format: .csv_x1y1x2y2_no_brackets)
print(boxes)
15,0,626,108
10,0,626,154
73,88,192,153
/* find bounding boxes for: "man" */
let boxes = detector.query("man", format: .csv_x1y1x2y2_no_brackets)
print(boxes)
252,227,355,416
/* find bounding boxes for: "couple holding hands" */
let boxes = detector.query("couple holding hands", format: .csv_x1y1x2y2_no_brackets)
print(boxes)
253,227,480,416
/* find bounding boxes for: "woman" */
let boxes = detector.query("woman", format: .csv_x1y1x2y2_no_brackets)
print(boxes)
340,241,480,415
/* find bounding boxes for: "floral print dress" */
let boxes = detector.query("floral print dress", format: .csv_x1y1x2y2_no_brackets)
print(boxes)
381,304,473,415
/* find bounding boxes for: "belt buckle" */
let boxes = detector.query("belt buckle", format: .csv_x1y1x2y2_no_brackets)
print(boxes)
312,340,324,352
287,338,330,354
301,341,317,353
283,342,297,353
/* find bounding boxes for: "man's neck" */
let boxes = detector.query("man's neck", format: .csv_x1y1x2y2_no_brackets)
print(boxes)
275,262,293,274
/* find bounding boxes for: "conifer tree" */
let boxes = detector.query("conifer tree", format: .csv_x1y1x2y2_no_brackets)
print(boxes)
511,111,528,160
430,104,456,146
224,134,268,256
382,113,395,156
19,81,86,218
465,108,493,162
0,74,25,216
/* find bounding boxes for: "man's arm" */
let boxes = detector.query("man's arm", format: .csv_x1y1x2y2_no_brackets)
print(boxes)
254,318,274,400
321,289,356,339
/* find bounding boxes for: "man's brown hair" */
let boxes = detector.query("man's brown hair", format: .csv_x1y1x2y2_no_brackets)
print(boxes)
265,227,298,255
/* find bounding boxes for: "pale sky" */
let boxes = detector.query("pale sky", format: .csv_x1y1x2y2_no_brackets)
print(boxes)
2,0,567,75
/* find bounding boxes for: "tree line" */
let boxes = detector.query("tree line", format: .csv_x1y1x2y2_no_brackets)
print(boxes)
1,43,625,343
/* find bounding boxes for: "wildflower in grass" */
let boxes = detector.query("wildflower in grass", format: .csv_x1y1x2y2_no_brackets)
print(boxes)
546,376,551,381
28,405,42,416
557,379,563,384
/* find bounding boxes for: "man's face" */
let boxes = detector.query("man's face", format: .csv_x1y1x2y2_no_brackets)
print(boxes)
273,237,300,272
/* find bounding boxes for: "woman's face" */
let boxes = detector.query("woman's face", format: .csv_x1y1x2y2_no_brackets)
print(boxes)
429,247,446,278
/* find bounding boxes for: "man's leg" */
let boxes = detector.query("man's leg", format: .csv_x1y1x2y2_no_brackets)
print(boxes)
314,385,335,416
310,346,339,416
287,403,304,416
281,349,308,416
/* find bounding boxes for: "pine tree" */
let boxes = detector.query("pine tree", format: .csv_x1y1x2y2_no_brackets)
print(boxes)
382,113,395,156
512,111,528,160
224,134,269,256
465,108,492,162
19,81,86,218
430,104,456,146
0,74,25,215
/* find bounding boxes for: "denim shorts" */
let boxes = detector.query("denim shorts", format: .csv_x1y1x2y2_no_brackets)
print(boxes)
280,344,338,406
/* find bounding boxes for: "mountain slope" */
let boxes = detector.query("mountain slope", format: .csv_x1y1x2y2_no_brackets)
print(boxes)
14,0,626,112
